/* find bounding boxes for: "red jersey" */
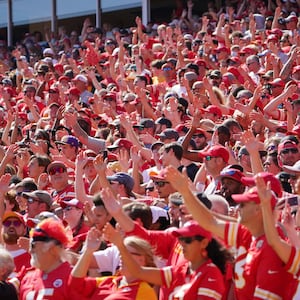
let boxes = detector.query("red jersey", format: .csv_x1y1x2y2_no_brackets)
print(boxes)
126,222,181,262
51,184,75,205
11,250,31,274
68,275,157,300
224,222,296,300
19,262,81,300
161,259,225,300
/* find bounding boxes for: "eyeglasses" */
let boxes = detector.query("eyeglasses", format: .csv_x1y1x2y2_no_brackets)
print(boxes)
154,181,169,187
3,220,23,227
281,148,298,155
49,167,66,175
27,197,40,204
162,67,172,71
205,156,217,161
178,236,202,244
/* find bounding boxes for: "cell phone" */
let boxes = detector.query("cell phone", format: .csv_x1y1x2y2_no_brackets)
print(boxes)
288,196,298,207
102,150,108,160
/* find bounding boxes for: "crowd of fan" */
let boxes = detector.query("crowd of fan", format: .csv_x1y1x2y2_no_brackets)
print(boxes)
0,0,300,299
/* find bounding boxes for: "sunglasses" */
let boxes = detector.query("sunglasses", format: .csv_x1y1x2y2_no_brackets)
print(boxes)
209,75,221,80
154,181,169,187
205,156,217,161
3,220,23,227
178,236,202,244
145,186,155,192
281,148,298,155
49,167,66,175
63,206,74,211
162,67,172,71
193,134,205,138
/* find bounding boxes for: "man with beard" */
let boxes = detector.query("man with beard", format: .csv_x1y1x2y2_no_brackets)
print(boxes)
216,166,246,207
1,212,31,274
19,219,81,300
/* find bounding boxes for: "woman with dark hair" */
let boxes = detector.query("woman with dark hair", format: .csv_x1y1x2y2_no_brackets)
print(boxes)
103,220,229,300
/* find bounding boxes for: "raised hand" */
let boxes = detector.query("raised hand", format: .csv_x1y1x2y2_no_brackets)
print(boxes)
0,173,12,194
93,154,107,175
100,187,122,216
103,222,123,248
85,227,102,252
255,175,272,206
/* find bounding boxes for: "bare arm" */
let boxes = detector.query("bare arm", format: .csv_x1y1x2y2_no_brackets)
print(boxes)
165,166,226,239
257,176,292,265
75,152,94,206
103,222,163,286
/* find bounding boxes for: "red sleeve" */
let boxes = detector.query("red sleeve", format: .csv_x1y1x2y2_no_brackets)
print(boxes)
126,222,177,260
68,276,97,298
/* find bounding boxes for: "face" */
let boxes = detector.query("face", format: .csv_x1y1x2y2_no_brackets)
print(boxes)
168,203,180,225
120,245,146,275
153,181,174,199
28,158,44,178
159,150,172,167
92,206,111,231
279,148,300,166
263,156,281,174
83,161,97,181
59,144,77,160
220,178,244,204
26,197,45,218
29,239,57,270
2,217,25,244
48,166,69,190
63,206,82,227
178,236,207,262
237,201,259,225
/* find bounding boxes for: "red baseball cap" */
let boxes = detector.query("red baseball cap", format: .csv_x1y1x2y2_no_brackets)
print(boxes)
232,187,277,208
65,87,81,96
199,145,230,163
61,198,83,210
278,140,298,155
172,220,212,241
200,105,222,118
217,168,244,183
270,78,285,87
241,172,282,197
30,219,69,246
107,138,133,150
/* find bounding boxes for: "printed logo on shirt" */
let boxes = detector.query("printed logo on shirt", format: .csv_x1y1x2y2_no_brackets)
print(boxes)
208,278,216,282
53,279,63,288
267,270,279,275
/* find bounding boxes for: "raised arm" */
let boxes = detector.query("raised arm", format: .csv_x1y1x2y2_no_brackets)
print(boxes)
103,222,162,286
75,152,94,206
257,176,292,264
165,166,226,239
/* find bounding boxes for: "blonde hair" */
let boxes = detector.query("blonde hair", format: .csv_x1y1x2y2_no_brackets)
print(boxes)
0,246,15,280
124,236,156,268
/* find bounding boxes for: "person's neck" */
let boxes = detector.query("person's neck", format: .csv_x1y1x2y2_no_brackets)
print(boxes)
189,257,207,273
5,243,22,251
247,223,265,238
41,259,63,274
